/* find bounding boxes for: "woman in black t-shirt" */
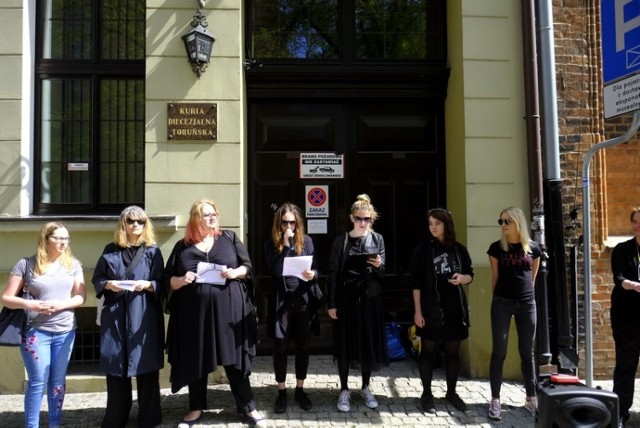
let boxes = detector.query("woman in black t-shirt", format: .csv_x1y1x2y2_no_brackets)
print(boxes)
486,207,541,421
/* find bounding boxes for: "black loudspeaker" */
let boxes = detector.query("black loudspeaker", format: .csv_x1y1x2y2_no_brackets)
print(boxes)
536,381,619,428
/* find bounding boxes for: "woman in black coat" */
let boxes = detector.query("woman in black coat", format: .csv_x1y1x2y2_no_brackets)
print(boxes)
92,206,165,428
264,202,322,414
409,208,473,414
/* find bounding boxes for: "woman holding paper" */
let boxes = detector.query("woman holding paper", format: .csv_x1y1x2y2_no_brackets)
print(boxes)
92,205,165,427
264,202,323,414
327,194,388,412
164,198,266,427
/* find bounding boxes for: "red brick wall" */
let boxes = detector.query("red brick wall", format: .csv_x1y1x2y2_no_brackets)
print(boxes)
555,0,640,378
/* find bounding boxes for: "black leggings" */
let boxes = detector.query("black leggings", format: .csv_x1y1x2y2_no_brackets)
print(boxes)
338,363,371,391
417,340,461,396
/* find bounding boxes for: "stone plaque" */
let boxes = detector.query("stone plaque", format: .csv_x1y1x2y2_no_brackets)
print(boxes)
167,102,217,140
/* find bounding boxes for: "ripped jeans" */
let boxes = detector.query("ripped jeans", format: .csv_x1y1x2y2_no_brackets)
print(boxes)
21,327,75,428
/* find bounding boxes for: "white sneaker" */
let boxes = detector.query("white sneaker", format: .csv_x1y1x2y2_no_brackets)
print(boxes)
337,390,351,412
361,386,379,409
524,395,538,416
488,398,502,420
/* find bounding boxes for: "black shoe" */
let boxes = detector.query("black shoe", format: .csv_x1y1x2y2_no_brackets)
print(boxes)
445,391,468,412
619,415,628,428
421,393,436,414
446,391,468,412
178,410,203,427
295,387,313,411
274,390,287,414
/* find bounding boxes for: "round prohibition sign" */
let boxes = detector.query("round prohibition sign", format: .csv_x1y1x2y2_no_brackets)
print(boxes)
307,187,327,207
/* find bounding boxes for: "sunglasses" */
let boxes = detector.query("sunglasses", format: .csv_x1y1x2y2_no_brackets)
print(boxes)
497,218,513,226
126,218,146,225
50,236,71,243
281,220,296,226
202,213,217,218
354,216,372,223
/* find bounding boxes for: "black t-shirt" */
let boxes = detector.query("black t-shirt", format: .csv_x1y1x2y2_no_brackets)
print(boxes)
432,245,464,322
487,240,541,300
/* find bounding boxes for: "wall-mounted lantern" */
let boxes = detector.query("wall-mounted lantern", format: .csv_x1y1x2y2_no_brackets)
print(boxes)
182,9,215,78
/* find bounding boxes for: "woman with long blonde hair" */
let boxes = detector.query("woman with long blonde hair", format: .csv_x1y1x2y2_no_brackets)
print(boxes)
1,222,86,428
92,206,165,427
487,207,541,421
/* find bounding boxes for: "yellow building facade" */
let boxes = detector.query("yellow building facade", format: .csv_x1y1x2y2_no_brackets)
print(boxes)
0,0,530,393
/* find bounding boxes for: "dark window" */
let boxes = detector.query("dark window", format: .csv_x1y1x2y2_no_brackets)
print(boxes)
249,0,445,63
35,0,145,214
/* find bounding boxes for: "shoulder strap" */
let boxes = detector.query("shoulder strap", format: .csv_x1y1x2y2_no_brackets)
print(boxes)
22,257,31,294
123,245,146,279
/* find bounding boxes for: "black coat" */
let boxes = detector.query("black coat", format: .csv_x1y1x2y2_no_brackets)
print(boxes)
611,237,640,326
327,231,385,310
264,235,323,339
92,243,165,377
409,239,473,330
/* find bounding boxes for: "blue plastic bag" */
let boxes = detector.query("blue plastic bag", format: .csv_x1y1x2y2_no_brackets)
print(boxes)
385,321,406,361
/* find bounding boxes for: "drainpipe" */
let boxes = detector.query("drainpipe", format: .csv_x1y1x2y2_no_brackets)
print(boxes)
531,0,578,373
521,0,552,370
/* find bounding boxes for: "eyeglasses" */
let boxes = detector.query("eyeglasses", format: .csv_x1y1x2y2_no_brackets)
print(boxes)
354,216,372,223
498,218,513,226
126,218,146,225
281,220,296,227
50,236,71,243
202,213,217,218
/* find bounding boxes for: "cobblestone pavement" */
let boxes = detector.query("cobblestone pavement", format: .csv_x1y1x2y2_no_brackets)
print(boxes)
0,355,636,427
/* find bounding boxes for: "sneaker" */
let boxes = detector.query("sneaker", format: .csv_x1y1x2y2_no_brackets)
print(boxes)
361,386,379,409
421,393,436,414
337,390,351,412
294,388,313,411
274,390,287,414
524,395,538,416
488,398,502,420
446,391,468,412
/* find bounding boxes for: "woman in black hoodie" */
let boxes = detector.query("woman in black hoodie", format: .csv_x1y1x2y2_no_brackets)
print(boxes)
409,208,473,414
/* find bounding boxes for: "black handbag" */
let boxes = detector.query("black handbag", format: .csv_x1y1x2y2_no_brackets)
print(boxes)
0,258,32,346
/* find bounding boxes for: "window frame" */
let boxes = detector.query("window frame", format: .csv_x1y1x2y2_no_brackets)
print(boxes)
33,1,145,215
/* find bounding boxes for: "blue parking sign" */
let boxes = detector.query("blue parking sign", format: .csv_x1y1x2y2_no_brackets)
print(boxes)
602,0,640,83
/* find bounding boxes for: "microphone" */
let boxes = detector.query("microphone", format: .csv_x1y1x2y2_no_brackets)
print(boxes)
288,237,294,248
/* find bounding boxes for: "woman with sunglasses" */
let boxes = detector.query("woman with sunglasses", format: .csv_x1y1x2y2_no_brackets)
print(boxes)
409,208,473,414
164,198,266,427
487,207,541,421
327,194,387,412
264,202,323,414
92,206,165,427
1,222,86,428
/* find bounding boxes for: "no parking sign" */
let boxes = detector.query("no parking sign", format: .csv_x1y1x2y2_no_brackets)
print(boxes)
305,185,329,218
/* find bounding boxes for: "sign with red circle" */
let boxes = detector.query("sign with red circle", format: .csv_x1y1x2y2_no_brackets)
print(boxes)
305,185,329,218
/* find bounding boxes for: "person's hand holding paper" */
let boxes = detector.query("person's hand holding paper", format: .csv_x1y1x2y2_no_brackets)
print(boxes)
283,256,313,281
196,262,227,284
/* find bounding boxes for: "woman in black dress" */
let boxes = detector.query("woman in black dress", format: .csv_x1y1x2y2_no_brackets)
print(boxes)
409,208,473,414
164,198,266,427
264,202,323,414
327,194,388,413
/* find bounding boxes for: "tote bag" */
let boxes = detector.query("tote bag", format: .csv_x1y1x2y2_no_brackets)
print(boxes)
0,258,31,346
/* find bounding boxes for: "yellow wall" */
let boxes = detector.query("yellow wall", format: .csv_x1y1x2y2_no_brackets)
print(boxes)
447,1,531,380
0,0,537,391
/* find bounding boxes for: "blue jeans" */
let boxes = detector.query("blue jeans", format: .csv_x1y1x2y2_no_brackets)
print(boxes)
21,327,76,428
489,296,537,398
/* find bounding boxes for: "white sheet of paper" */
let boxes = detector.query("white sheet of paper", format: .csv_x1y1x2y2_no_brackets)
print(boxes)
283,256,313,281
116,280,136,291
196,262,226,284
